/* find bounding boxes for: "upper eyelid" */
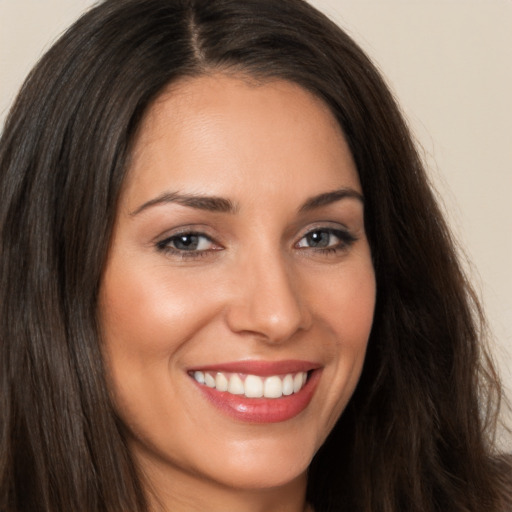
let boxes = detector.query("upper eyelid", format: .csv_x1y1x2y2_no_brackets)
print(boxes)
295,222,353,239
298,227,356,241
157,222,349,236
154,225,218,243
159,231,216,246
301,226,350,236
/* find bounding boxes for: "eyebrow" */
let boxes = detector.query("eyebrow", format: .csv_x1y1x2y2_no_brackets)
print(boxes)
298,188,364,212
130,192,237,216
130,187,363,216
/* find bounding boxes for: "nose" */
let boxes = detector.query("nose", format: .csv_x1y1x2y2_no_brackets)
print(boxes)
225,250,312,343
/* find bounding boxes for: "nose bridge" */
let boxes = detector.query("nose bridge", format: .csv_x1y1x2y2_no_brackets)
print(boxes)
226,243,309,342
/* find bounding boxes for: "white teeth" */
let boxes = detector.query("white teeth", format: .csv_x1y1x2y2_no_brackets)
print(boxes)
264,376,283,398
282,374,294,396
244,375,264,398
228,374,244,394
215,372,228,391
293,372,303,393
204,373,216,388
194,371,205,385
192,370,310,398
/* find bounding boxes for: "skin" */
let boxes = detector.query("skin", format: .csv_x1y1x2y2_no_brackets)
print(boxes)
99,74,376,512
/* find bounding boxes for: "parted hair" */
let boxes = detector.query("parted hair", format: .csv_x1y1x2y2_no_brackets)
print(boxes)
0,0,510,511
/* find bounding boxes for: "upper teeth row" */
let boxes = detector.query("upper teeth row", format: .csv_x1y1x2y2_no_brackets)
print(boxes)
192,371,308,398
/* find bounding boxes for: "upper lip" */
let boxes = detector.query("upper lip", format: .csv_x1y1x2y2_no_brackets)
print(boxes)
188,359,320,376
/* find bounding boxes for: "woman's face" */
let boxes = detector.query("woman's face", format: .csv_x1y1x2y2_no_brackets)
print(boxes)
99,75,375,500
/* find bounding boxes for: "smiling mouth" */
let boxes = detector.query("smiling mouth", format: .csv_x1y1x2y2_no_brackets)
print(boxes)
188,361,321,423
190,370,309,399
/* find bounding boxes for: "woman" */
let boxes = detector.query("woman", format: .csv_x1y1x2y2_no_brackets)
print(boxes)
0,0,509,511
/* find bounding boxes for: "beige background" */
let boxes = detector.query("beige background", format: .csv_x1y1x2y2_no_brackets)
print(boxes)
1,0,511,441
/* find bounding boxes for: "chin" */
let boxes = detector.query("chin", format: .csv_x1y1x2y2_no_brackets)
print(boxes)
128,414,321,495
209,438,313,491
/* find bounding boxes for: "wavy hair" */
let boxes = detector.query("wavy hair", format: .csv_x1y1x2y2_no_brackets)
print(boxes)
0,0,509,510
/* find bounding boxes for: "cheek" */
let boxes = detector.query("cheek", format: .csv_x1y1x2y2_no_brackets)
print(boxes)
97,263,212,438
310,257,376,344
99,263,213,363
333,262,375,372
310,259,375,424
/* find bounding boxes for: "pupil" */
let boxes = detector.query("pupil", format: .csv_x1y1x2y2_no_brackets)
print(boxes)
308,231,328,247
176,234,198,250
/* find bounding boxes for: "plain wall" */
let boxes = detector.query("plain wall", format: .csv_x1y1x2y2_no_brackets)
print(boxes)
1,0,511,441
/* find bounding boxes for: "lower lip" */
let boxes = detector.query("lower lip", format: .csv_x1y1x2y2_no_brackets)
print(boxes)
192,370,321,423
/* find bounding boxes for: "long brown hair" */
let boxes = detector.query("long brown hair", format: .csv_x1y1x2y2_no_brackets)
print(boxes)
0,1,509,510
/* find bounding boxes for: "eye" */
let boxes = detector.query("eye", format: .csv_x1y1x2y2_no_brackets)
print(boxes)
296,228,356,251
157,232,217,255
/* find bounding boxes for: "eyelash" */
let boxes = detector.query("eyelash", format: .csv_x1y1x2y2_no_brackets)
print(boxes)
296,228,358,254
155,227,357,259
156,231,217,259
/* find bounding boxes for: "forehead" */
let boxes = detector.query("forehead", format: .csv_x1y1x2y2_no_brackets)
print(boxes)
124,74,360,208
